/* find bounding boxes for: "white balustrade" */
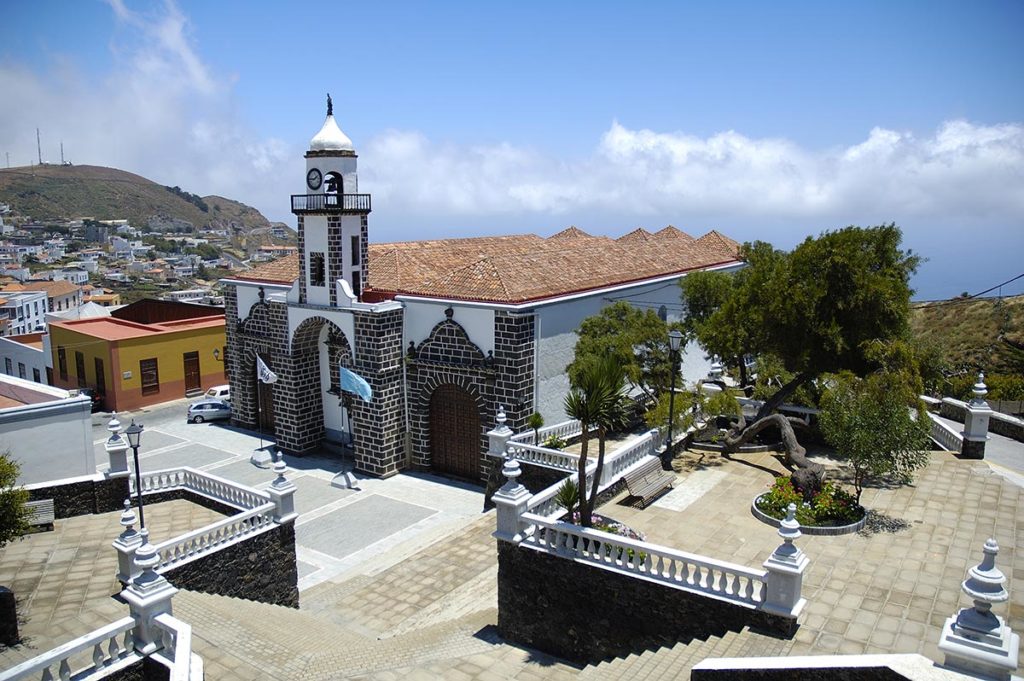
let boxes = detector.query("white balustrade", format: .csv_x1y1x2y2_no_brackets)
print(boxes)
928,413,963,452
600,430,661,487
0,617,137,681
131,466,271,511
525,483,570,520
152,502,276,571
153,613,194,681
520,513,765,607
510,419,589,445
505,442,580,472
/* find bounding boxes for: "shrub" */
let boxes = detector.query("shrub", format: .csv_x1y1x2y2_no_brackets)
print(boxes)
757,476,863,526
554,478,579,515
542,434,568,450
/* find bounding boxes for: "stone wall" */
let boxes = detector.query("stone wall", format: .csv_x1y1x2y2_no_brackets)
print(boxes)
104,657,169,681
940,399,1024,442
160,522,298,608
140,489,239,517
496,541,794,665
28,474,129,519
352,306,406,477
482,456,566,508
690,666,909,680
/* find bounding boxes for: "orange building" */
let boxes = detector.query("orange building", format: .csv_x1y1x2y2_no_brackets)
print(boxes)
49,299,226,411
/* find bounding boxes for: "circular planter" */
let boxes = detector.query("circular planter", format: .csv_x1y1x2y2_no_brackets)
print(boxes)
751,494,866,536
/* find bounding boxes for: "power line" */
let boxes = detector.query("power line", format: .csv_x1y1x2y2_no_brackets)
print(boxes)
917,273,1024,307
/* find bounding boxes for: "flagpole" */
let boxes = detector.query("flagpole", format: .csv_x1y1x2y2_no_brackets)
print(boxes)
257,377,264,452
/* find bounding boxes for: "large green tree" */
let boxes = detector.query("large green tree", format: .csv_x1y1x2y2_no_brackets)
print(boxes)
681,225,920,484
568,301,677,399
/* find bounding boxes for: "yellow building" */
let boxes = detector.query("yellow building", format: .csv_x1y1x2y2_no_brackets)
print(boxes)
49,299,226,411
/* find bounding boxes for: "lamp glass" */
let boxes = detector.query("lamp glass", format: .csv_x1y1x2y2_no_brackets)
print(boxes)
668,329,684,352
125,422,143,448
213,348,220,360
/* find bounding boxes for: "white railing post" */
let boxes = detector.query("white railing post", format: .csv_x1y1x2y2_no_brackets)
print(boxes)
938,538,1019,680
760,503,809,618
962,372,993,459
266,458,297,524
112,499,144,585
121,530,178,655
492,457,531,544
488,405,514,456
105,413,130,476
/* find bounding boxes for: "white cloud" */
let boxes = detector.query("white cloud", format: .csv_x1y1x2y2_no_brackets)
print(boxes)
0,0,295,219
1,1,1021,246
362,119,1024,226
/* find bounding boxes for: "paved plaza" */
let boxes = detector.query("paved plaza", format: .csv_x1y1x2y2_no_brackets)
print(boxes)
2,404,1022,678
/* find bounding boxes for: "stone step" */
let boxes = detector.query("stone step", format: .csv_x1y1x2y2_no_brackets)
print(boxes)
583,628,747,679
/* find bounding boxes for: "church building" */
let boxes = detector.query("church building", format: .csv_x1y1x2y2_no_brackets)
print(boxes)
221,101,744,483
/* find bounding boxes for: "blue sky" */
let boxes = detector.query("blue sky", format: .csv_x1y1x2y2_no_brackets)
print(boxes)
2,0,1022,299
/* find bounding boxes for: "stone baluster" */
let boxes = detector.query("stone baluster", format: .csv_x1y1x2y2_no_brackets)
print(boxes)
112,499,144,586
267,458,297,524
492,456,531,544
121,529,178,656
962,372,993,459
938,538,1019,680
488,405,514,456
105,414,129,476
760,503,809,619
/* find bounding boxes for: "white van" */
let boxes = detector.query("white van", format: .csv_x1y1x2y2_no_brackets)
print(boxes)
204,384,230,401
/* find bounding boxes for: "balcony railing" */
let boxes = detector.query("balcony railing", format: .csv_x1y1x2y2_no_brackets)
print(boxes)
291,193,371,213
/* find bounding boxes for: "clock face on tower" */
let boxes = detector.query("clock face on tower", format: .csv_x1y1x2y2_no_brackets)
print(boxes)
306,168,323,190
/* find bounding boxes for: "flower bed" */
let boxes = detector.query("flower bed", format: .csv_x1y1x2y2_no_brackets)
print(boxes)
752,477,866,536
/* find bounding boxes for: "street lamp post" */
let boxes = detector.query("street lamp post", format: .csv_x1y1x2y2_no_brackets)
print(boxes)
664,330,684,469
124,420,146,529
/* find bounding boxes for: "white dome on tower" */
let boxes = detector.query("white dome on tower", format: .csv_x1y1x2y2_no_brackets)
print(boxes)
310,114,354,152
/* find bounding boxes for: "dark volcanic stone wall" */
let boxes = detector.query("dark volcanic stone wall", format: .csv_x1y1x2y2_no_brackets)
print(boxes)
496,541,794,665
691,666,910,680
160,522,299,608
28,475,130,519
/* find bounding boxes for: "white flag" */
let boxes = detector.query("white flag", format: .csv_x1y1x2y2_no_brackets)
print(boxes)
256,355,278,384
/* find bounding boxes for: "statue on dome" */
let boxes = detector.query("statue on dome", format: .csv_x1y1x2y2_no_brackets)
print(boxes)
327,93,333,116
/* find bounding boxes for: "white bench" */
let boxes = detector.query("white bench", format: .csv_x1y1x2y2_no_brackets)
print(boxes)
26,499,55,529
623,458,675,508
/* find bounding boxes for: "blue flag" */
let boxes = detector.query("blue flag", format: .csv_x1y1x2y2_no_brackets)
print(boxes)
340,367,373,403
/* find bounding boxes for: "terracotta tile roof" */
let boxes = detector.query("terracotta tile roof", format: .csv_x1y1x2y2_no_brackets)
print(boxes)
231,227,742,305
1,283,26,292
21,280,81,297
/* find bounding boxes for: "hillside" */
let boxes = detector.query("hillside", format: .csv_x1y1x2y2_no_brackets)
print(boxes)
911,294,1024,375
0,164,271,232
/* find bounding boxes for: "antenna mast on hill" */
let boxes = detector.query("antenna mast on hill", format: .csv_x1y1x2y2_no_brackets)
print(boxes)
61,142,65,165
36,128,42,165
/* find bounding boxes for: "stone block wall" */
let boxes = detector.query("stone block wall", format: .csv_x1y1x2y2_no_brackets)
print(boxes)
352,307,406,477
28,474,129,519
160,522,299,608
493,311,536,436
226,292,290,448
496,541,794,665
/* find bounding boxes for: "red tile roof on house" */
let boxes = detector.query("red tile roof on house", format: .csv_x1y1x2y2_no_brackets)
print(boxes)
19,280,81,297
232,227,742,304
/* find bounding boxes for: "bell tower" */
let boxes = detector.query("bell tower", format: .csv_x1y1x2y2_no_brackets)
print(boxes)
292,94,370,307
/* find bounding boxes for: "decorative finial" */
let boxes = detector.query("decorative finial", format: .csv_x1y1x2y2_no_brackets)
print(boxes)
971,372,988,406
768,502,803,564
272,457,289,488
119,499,137,532
496,405,507,427
327,93,333,117
500,456,523,493
961,538,1008,617
444,306,454,320
108,413,122,441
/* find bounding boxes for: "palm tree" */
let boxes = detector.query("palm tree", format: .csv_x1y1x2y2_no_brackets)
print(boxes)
564,355,628,527
526,412,544,445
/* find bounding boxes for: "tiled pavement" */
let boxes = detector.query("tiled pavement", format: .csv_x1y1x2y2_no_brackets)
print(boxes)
0,500,224,668
1,450,1021,679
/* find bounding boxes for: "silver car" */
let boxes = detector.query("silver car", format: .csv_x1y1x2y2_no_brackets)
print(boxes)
187,399,231,424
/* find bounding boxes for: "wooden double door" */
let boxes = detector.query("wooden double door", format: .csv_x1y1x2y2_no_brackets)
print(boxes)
429,384,481,481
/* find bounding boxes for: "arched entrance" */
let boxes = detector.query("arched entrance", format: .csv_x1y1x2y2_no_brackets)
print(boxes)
429,384,481,480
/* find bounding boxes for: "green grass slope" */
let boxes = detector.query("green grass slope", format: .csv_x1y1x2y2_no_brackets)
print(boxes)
911,294,1024,375
0,164,270,231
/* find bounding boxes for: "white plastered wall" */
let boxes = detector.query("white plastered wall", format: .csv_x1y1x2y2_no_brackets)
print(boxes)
403,301,495,354
303,215,330,307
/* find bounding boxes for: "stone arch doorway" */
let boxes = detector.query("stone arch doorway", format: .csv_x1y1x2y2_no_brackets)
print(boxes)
429,383,482,480
290,316,354,451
